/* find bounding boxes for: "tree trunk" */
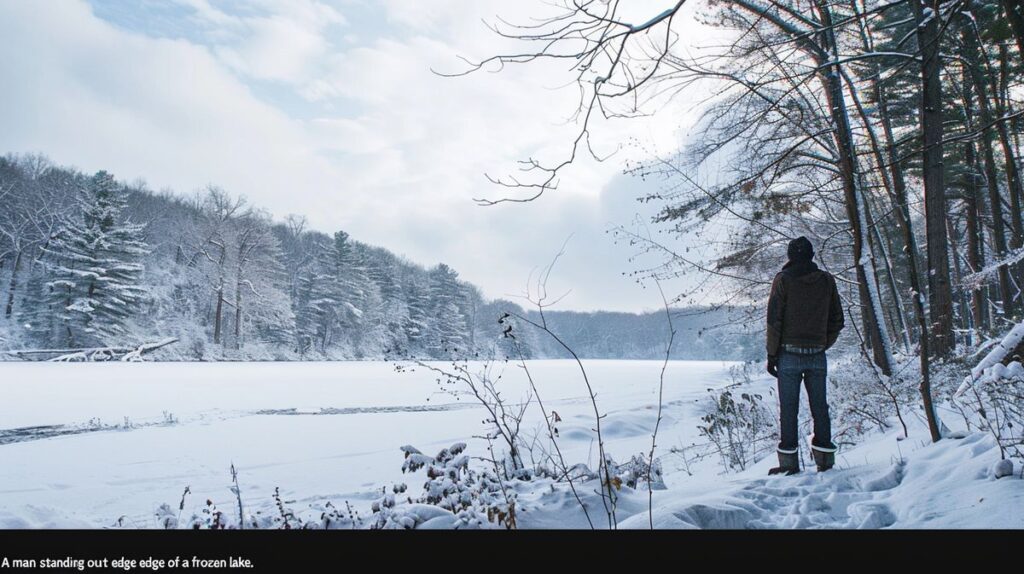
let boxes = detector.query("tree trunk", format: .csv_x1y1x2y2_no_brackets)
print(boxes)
816,0,893,375
998,43,1024,292
873,223,913,353
964,141,988,332
915,0,954,360
63,283,74,348
213,286,224,345
946,216,968,347
234,282,243,350
5,249,22,319
877,78,930,350
213,243,227,346
962,21,1018,318
994,44,1024,256
847,0,929,354
843,61,915,353
1002,0,1024,59
866,197,911,352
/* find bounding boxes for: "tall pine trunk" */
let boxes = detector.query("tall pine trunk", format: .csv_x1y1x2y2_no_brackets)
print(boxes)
817,0,893,375
997,43,1024,292
915,0,954,363
964,141,989,332
962,19,1018,318
841,52,915,352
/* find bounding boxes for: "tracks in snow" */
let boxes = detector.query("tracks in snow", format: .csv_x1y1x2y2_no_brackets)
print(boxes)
660,460,908,529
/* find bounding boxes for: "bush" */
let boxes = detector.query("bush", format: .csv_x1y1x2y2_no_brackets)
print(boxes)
697,364,777,472
371,443,518,529
955,361,1024,465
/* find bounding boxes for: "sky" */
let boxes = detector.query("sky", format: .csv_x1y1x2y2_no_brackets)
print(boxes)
0,0,715,312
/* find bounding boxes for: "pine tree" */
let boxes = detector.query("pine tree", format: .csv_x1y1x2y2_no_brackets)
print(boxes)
294,237,342,354
426,263,468,358
403,271,431,357
42,171,149,347
333,231,384,355
368,256,409,357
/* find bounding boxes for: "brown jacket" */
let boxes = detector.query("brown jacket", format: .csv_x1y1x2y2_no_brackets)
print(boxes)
766,260,844,357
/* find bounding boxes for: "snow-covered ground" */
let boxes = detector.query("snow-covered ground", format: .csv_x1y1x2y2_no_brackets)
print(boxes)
0,360,1019,529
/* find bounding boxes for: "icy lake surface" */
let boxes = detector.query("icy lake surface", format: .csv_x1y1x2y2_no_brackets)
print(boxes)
0,360,743,527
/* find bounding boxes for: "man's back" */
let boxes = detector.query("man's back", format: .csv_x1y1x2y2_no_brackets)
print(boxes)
766,254,844,357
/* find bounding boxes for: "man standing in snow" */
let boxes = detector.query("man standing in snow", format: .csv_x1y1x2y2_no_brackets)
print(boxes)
765,236,844,475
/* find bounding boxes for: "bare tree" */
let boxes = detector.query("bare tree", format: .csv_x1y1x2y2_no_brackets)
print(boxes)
440,1,689,204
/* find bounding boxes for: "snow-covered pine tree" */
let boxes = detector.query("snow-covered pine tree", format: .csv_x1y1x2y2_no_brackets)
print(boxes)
294,235,342,355
42,171,149,347
403,270,431,358
332,230,384,356
366,254,409,357
426,263,468,358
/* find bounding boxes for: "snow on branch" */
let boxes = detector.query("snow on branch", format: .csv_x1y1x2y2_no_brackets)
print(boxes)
956,321,1024,397
961,247,1024,290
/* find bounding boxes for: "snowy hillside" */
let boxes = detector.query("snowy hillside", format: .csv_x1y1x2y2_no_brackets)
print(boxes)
0,155,758,363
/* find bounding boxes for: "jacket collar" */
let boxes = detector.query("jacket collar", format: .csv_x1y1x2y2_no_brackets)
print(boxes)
781,258,819,278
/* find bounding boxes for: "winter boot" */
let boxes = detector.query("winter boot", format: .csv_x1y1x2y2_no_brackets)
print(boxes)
811,444,836,472
768,450,800,476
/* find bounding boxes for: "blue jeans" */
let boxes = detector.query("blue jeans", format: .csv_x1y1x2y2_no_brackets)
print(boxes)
776,350,834,453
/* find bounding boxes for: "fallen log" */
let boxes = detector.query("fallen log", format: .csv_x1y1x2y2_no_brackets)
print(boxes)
6,338,179,362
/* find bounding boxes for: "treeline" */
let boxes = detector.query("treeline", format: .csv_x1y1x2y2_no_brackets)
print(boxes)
526,308,760,360
0,154,756,361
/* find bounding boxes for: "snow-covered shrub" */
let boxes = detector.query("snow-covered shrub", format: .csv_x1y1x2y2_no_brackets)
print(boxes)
408,357,531,478
317,501,362,529
955,361,1024,466
371,443,518,530
154,503,178,529
697,385,776,472
825,352,919,445
604,453,665,491
188,499,228,530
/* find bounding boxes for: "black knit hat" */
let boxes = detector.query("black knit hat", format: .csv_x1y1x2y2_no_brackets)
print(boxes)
787,236,814,261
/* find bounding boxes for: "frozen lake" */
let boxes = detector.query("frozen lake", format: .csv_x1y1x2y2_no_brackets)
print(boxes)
0,360,751,528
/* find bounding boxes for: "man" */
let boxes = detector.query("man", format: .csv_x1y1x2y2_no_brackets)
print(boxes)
765,236,844,475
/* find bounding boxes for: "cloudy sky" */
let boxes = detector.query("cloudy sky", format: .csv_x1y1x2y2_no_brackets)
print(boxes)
0,0,713,312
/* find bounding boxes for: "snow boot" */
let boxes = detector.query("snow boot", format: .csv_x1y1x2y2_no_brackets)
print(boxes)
768,450,800,476
811,444,836,472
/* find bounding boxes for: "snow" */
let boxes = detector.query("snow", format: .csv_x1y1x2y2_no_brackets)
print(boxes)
0,360,735,528
958,320,1024,395
616,425,1022,529
962,247,1024,289
0,360,1019,529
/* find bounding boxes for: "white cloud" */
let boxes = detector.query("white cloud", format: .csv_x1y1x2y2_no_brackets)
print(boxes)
0,0,339,225
0,0,703,312
174,0,347,85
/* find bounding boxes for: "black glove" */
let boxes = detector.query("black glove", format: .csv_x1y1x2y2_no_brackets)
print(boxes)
767,356,779,378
